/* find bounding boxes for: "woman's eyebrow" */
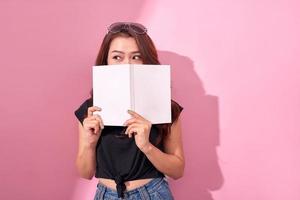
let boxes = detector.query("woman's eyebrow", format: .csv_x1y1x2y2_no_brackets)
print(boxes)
111,50,125,54
111,50,141,54
130,51,141,54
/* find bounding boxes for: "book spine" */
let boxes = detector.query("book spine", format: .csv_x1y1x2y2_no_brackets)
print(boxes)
130,64,135,111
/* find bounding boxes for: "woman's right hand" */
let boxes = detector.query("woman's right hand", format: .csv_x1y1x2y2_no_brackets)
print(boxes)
82,106,104,147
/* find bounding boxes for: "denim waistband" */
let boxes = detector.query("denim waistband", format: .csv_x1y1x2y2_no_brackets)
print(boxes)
96,177,165,198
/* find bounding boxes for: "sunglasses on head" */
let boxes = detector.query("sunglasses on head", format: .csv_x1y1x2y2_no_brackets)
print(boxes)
107,22,147,35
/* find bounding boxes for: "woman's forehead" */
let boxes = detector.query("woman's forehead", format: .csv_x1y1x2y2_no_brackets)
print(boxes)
109,37,140,53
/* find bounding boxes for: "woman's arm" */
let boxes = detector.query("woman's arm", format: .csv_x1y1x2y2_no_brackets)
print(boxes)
142,116,185,179
75,122,96,179
75,106,103,179
124,110,185,180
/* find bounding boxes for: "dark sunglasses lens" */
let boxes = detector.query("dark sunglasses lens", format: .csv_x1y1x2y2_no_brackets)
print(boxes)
108,22,147,34
108,23,124,33
130,23,147,34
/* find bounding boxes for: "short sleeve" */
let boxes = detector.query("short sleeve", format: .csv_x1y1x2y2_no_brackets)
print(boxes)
177,102,184,112
74,98,93,125
171,99,184,124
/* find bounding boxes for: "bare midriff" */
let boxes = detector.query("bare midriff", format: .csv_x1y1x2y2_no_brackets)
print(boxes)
98,178,154,191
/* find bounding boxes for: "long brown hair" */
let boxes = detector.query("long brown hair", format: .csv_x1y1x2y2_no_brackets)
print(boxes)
89,28,181,144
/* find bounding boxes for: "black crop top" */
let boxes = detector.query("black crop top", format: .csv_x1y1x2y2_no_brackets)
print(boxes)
74,98,183,198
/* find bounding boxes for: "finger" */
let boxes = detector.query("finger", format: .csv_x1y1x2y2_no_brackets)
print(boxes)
92,120,101,134
94,125,99,134
91,115,104,129
84,117,100,124
83,122,96,131
86,115,104,131
97,115,105,130
84,121,100,133
83,121,98,129
128,128,135,138
124,124,134,135
125,125,139,137
85,119,99,124
130,128,139,138
128,127,136,138
90,115,100,119
123,117,144,126
127,110,144,119
87,106,101,117
89,119,100,134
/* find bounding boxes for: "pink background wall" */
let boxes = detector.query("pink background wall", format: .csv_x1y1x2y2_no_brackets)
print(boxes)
1,0,299,199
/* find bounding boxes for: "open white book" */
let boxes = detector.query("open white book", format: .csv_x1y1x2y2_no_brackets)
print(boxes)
92,64,171,126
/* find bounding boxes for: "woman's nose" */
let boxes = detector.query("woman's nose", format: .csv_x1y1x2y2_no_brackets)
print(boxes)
122,57,131,64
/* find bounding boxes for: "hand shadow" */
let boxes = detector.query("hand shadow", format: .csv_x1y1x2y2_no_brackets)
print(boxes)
158,50,224,200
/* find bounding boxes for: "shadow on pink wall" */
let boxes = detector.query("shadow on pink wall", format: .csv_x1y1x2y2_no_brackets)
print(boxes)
159,51,224,200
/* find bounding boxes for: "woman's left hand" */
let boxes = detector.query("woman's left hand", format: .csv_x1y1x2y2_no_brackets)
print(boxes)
123,110,152,152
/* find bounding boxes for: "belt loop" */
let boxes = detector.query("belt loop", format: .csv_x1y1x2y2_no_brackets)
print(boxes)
138,185,150,200
101,186,106,200
95,183,106,200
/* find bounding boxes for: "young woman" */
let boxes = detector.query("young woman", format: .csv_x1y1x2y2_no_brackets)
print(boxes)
74,22,184,200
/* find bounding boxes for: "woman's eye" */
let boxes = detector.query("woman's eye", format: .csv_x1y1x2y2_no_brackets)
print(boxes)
113,55,121,60
133,55,142,60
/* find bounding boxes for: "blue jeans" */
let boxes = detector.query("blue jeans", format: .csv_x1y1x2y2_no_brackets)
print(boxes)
94,178,174,200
